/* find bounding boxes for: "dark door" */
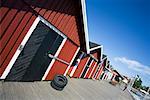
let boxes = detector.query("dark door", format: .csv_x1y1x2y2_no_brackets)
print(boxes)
6,21,64,81
80,58,93,78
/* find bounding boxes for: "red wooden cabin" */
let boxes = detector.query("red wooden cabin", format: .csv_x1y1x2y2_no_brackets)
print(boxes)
0,0,90,81
69,42,103,79
93,55,107,80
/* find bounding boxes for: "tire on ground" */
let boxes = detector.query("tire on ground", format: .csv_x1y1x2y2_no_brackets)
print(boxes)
53,75,68,88
50,74,68,91
51,81,63,91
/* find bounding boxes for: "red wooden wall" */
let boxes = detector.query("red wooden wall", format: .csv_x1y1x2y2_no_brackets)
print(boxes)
95,61,105,79
72,57,89,78
0,0,36,76
0,0,81,77
84,61,96,78
46,40,78,80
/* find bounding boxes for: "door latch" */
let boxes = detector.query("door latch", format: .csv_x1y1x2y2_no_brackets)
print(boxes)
18,45,24,51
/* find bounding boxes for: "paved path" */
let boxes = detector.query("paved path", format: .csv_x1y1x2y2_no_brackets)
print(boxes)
0,78,133,100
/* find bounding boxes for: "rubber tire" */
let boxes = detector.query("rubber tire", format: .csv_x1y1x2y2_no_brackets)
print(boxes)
53,75,68,88
51,81,63,91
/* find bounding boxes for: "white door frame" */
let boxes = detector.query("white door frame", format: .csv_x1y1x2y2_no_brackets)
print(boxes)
83,60,94,78
79,57,90,78
63,47,80,76
69,52,84,77
1,15,67,80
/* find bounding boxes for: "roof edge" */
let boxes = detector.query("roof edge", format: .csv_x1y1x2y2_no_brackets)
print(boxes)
81,0,90,54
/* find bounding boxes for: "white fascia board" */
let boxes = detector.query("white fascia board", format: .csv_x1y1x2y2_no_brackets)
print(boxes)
81,0,90,54
89,45,103,52
90,45,103,62
100,45,103,61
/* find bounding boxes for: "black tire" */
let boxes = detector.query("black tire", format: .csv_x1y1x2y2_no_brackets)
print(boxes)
53,75,68,88
51,81,63,91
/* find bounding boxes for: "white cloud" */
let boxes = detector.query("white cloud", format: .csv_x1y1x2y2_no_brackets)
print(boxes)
114,57,150,75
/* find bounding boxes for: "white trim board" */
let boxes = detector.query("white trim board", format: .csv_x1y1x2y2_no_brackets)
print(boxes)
70,52,84,77
64,47,80,76
89,45,103,52
42,38,67,80
96,64,103,79
81,0,90,54
90,45,103,62
1,15,68,80
95,58,108,79
90,54,98,62
100,45,103,61
0,17,41,79
88,62,98,78
83,60,94,78
79,57,90,78
93,63,101,79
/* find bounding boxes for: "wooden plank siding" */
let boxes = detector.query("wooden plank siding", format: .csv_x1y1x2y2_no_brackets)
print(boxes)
84,61,96,78
89,63,99,79
72,57,89,78
45,40,78,80
95,62,105,79
0,0,37,76
0,0,82,77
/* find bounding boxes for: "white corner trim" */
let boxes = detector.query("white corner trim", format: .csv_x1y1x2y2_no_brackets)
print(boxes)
70,65,78,77
95,63,102,79
90,54,98,62
70,52,84,77
92,63,101,79
81,0,90,54
64,47,80,76
100,45,103,61
96,64,103,79
83,60,94,78
0,17,40,79
42,38,67,80
79,57,90,78
89,45,103,52
88,62,97,78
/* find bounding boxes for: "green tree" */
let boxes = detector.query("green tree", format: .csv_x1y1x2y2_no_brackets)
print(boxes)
133,78,142,89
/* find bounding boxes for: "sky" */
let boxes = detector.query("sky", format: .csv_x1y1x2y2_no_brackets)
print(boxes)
86,0,150,86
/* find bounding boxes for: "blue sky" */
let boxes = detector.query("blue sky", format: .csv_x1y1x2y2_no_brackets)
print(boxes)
86,0,150,86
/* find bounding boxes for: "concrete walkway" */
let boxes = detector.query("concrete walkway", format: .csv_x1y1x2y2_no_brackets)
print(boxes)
0,78,133,100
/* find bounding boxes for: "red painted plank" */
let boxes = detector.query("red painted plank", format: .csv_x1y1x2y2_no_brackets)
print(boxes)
85,61,96,78
0,7,9,22
73,57,89,78
39,8,47,16
96,65,103,79
63,16,75,36
0,15,36,76
57,40,78,63
44,10,52,19
57,14,70,32
0,11,31,66
45,60,68,80
0,9,18,38
90,63,99,78
0,10,26,54
92,52,99,59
